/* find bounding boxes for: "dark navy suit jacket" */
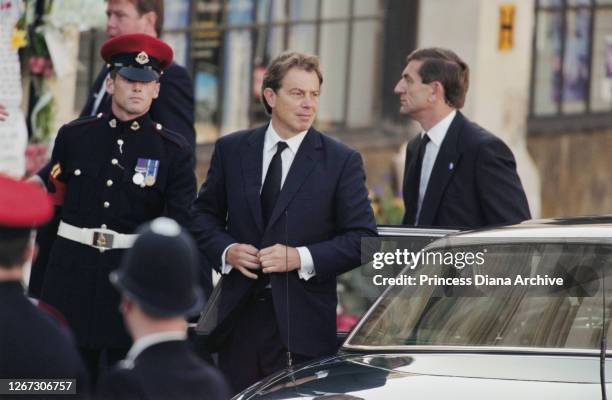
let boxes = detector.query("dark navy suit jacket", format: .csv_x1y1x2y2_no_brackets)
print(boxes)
402,111,531,229
191,125,377,357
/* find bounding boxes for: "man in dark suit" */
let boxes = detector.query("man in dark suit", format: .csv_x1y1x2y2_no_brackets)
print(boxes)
0,175,89,396
192,52,377,393
396,47,530,229
96,217,229,400
84,0,195,147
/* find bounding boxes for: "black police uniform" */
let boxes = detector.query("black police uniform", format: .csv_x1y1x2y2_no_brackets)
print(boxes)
40,112,196,351
96,217,230,400
96,340,229,400
0,281,89,396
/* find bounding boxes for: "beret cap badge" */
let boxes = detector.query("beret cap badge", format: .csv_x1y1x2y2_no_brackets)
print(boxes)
135,51,150,65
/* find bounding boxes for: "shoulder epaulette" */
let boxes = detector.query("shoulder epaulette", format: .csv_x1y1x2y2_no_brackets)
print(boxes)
152,121,187,149
64,113,104,128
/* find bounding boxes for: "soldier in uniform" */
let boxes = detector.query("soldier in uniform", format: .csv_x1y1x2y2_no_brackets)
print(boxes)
96,217,230,400
0,175,89,395
40,33,196,382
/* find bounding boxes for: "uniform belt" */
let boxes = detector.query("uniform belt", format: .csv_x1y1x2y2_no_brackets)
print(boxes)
57,221,138,252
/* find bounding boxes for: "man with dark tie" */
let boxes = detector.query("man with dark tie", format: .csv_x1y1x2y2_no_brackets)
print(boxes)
191,51,377,394
396,47,530,229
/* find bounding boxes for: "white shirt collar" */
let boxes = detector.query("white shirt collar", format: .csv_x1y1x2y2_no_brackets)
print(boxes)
422,110,457,147
264,122,308,155
124,330,187,366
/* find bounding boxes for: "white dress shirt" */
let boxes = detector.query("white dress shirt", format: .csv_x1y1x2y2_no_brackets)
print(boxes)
416,110,456,224
221,123,316,281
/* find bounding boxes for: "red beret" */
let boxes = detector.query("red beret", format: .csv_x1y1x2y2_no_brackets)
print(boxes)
0,174,52,228
101,33,173,71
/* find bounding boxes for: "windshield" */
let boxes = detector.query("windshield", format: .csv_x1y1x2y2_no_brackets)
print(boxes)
347,240,612,350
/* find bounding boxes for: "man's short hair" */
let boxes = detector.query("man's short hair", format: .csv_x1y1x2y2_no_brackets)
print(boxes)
0,234,31,268
110,0,164,37
261,51,323,115
406,47,469,109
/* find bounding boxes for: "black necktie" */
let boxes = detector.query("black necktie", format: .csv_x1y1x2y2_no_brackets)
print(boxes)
261,141,288,227
405,133,430,225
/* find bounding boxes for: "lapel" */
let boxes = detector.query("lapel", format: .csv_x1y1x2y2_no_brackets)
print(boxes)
240,125,267,233
418,112,465,226
264,128,321,231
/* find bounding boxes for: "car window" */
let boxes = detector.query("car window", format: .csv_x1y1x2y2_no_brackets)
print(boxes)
346,240,612,350
336,227,457,332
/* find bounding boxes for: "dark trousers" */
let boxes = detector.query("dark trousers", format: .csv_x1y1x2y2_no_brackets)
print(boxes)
218,291,313,395
79,346,128,388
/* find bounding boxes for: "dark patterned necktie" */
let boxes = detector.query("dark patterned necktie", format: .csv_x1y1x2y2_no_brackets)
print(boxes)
261,141,288,227
406,133,430,225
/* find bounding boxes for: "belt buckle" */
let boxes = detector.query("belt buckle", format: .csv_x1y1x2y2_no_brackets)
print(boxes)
92,230,114,252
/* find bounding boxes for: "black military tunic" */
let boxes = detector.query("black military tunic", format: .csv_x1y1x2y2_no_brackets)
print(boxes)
41,112,196,349
0,281,89,396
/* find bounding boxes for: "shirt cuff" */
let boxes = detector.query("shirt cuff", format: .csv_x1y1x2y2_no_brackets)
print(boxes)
221,243,238,274
297,246,315,281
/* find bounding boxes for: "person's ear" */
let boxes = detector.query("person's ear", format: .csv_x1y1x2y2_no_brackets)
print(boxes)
152,81,160,99
106,75,115,95
429,81,443,103
263,87,277,109
119,296,132,315
143,11,157,33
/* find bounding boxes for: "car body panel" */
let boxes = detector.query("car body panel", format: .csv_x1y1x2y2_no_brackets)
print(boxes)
235,218,612,399
237,352,611,399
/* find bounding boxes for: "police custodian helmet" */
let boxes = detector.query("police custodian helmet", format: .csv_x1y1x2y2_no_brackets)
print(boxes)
110,217,204,317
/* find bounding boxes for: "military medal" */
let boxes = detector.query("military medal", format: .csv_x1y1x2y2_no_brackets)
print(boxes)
133,158,159,187
133,158,147,187
133,173,145,186
144,159,160,187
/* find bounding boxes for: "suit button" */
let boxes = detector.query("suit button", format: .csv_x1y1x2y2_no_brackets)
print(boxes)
74,169,81,176
101,224,107,229
111,159,118,165
103,201,110,208
106,179,113,187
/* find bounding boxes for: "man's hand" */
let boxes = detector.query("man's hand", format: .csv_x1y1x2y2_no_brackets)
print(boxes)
258,244,301,274
0,103,8,121
227,244,261,279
